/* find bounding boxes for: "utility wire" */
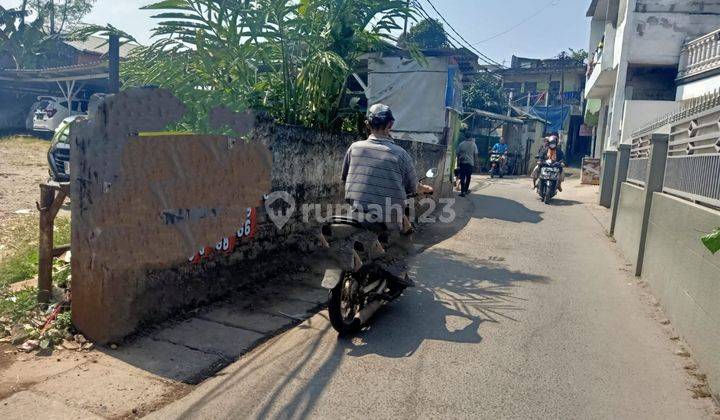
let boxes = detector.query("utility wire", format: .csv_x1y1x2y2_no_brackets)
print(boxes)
471,0,560,45
416,0,506,68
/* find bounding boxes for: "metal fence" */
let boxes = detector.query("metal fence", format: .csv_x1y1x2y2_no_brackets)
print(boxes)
664,96,720,208
627,134,650,186
627,90,720,208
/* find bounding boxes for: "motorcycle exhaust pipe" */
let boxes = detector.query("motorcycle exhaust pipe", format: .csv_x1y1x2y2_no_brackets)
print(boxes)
358,299,383,323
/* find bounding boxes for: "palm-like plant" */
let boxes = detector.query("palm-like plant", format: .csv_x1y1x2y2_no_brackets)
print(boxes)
122,0,414,132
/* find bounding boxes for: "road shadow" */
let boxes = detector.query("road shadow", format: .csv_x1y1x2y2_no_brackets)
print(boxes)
343,247,548,359
546,198,582,207
470,194,544,224
165,248,550,418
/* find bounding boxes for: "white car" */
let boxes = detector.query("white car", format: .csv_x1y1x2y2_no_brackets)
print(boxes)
32,96,88,132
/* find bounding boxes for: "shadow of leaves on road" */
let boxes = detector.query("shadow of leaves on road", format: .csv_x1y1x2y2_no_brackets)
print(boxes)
165,241,551,419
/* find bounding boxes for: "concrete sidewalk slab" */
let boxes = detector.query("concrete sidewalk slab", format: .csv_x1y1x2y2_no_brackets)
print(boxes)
108,337,224,384
32,362,174,418
154,318,264,359
1,391,102,419
198,306,292,334
256,297,322,319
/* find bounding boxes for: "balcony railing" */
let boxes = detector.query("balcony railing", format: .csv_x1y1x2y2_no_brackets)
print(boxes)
678,29,720,81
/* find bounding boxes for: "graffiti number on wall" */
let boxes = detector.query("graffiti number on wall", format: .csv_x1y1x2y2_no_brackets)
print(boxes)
188,208,257,264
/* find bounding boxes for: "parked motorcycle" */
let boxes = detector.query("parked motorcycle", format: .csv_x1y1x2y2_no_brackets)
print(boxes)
536,159,563,204
489,153,505,178
319,168,437,334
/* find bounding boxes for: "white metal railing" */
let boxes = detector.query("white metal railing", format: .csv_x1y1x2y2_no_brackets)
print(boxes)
678,28,720,80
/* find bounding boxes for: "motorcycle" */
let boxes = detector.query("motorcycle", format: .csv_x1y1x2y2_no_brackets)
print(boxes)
319,168,437,335
489,153,505,178
536,159,563,204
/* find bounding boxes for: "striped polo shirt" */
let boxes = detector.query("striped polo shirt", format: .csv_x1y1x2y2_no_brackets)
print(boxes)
341,135,418,212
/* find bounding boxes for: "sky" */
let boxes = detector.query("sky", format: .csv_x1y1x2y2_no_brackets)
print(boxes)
1,0,590,65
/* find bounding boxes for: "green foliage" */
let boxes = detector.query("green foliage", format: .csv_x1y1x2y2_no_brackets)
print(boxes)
0,286,38,324
398,18,448,50
0,216,71,287
463,71,507,115
701,228,720,254
120,0,414,132
28,0,96,34
0,5,51,69
558,48,588,63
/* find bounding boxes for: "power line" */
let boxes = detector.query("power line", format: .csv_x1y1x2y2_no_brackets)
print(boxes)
416,0,505,68
471,0,560,45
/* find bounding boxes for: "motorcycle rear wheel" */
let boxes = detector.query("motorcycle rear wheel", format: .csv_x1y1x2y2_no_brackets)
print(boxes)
328,273,362,335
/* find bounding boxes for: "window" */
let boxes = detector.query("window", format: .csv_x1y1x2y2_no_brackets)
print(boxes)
524,82,537,94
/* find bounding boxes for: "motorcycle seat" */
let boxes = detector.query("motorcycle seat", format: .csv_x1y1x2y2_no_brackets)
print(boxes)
330,215,388,234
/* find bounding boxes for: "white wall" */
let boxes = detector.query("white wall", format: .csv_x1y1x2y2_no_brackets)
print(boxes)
620,100,678,143
629,13,720,65
677,74,720,101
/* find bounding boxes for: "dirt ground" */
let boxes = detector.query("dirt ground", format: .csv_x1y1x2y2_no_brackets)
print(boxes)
0,135,52,260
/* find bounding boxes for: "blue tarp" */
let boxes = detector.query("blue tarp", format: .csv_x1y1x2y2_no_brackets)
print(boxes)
527,105,571,133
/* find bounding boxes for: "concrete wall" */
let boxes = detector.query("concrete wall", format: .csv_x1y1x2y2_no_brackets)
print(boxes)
677,74,720,101
70,88,449,343
620,100,678,143
642,192,720,400
630,2,720,65
613,182,645,265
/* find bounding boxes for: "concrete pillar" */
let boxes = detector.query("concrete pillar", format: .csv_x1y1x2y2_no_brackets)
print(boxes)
634,134,669,276
599,149,617,208
610,143,630,235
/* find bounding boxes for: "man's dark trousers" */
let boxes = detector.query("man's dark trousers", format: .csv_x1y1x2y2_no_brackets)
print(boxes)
458,163,473,194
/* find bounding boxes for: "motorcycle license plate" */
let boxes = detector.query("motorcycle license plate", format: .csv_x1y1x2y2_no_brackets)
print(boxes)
541,168,559,179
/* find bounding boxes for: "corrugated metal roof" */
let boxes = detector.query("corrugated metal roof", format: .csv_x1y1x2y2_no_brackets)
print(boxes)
63,35,139,58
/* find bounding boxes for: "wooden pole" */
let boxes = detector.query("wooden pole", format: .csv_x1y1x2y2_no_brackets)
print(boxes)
38,184,55,304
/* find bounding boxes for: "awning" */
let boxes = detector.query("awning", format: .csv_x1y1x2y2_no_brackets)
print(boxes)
468,108,524,125
0,61,109,104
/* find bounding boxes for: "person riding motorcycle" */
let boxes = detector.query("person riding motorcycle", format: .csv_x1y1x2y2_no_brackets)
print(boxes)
532,135,566,191
340,103,434,286
490,139,509,175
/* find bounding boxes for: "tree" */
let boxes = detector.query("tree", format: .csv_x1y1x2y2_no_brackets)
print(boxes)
0,5,49,69
121,0,413,132
28,0,96,34
398,18,448,50
463,71,507,115
558,48,588,63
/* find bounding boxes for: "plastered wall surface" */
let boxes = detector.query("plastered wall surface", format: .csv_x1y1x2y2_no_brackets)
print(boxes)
642,192,720,400
70,88,450,343
614,182,645,268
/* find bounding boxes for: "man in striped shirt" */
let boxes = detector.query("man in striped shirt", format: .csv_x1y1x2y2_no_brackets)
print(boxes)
341,103,434,226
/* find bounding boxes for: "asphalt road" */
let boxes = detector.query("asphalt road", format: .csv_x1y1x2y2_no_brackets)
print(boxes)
151,177,718,419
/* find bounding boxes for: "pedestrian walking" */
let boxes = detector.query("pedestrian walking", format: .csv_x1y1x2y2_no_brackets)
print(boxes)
456,137,479,197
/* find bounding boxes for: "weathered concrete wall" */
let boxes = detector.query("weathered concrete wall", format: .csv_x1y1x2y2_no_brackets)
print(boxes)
630,1,720,65
70,88,449,343
614,182,645,267
641,192,720,400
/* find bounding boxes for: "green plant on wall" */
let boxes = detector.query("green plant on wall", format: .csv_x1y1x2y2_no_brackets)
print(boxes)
117,0,414,133
701,228,720,254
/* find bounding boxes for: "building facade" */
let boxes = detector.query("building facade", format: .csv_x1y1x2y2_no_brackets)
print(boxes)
498,55,589,165
585,0,720,151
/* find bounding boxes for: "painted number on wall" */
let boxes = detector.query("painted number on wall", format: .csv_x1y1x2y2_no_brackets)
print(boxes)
188,208,257,264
